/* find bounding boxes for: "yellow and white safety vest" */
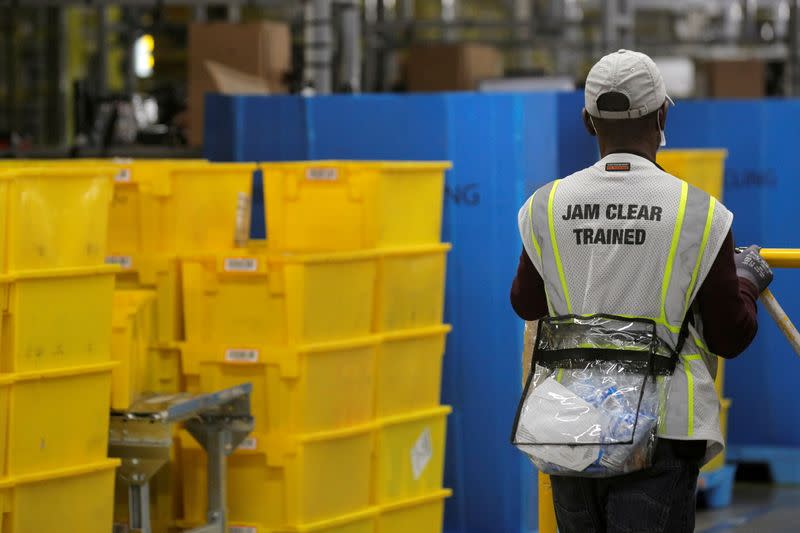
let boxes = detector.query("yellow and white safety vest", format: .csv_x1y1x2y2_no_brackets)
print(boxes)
518,153,732,464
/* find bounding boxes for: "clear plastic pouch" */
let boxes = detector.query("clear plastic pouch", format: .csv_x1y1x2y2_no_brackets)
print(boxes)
512,315,676,477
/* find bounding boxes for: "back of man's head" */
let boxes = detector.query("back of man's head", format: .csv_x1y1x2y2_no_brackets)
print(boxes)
584,50,672,149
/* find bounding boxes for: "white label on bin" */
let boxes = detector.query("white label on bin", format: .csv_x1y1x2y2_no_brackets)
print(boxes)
114,168,132,182
230,527,257,533
106,255,133,269
410,427,433,481
306,167,338,181
224,257,258,272
237,436,257,450
225,348,259,363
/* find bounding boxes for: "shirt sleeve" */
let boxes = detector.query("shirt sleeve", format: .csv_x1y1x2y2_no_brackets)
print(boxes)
695,230,760,358
510,249,549,321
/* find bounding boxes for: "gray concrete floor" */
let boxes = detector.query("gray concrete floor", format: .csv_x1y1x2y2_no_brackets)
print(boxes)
696,483,800,532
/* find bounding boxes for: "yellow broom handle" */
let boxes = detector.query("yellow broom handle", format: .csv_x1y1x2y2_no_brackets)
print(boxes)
759,288,800,357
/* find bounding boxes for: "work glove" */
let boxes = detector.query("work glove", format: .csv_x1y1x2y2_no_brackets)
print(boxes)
735,245,774,293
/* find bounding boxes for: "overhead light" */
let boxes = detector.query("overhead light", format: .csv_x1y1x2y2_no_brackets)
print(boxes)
134,34,155,78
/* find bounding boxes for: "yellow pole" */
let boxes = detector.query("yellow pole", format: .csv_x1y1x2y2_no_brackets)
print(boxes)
539,472,557,533
760,248,800,268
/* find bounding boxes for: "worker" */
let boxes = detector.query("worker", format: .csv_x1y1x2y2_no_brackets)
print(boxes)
509,49,773,532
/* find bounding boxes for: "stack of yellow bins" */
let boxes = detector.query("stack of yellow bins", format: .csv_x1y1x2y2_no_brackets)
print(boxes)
105,159,259,533
178,161,452,533
0,165,118,532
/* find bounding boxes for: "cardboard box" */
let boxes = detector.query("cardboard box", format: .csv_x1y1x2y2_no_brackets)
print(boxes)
188,21,291,146
406,44,504,92
697,59,765,99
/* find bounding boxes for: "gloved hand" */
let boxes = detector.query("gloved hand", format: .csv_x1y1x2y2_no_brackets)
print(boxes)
735,245,774,293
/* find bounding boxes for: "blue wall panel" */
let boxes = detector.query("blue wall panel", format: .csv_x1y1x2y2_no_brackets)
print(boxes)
204,93,239,162
555,91,598,178
205,94,311,162
309,95,450,161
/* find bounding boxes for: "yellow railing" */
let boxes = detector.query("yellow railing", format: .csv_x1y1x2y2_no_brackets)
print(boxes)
761,248,800,269
536,248,800,533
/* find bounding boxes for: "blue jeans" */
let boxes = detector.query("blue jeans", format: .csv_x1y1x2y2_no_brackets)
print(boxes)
550,439,706,533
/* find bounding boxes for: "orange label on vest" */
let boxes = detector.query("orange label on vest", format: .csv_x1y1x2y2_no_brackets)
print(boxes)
606,162,631,172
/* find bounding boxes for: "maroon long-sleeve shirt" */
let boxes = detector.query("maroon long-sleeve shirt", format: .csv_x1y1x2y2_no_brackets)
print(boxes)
510,231,760,358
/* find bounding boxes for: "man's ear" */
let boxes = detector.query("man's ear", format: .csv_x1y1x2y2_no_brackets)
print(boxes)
658,102,668,131
582,108,597,137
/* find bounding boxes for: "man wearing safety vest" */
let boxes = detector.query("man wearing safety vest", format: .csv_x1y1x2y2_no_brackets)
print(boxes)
510,50,774,532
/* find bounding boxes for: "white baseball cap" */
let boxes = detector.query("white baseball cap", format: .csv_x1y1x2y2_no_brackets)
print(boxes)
585,49,673,119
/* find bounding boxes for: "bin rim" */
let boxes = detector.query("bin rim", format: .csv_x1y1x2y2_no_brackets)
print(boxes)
377,405,452,428
378,488,453,514
265,160,452,171
0,458,120,488
0,264,120,281
2,166,119,178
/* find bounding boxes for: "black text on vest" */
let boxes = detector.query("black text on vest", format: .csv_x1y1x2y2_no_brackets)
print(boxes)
572,228,647,245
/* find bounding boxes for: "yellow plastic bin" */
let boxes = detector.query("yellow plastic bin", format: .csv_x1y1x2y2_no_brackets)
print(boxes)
181,250,377,346
180,423,375,528
702,398,732,472
0,459,118,533
263,162,449,251
373,406,450,505
0,266,116,373
376,490,451,533
111,290,156,410
4,361,114,477
116,255,183,342
136,163,258,255
376,326,450,418
715,358,725,398
106,159,207,265
374,245,450,333
146,343,183,396
184,335,378,435
0,166,115,274
656,149,727,199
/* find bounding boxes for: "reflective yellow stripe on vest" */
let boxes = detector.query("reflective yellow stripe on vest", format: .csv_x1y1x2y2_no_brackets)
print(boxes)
660,182,688,329
684,197,717,318
547,180,572,314
681,354,703,436
528,191,554,313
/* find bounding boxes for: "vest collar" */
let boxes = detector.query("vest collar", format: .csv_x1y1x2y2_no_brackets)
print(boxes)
594,152,665,172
